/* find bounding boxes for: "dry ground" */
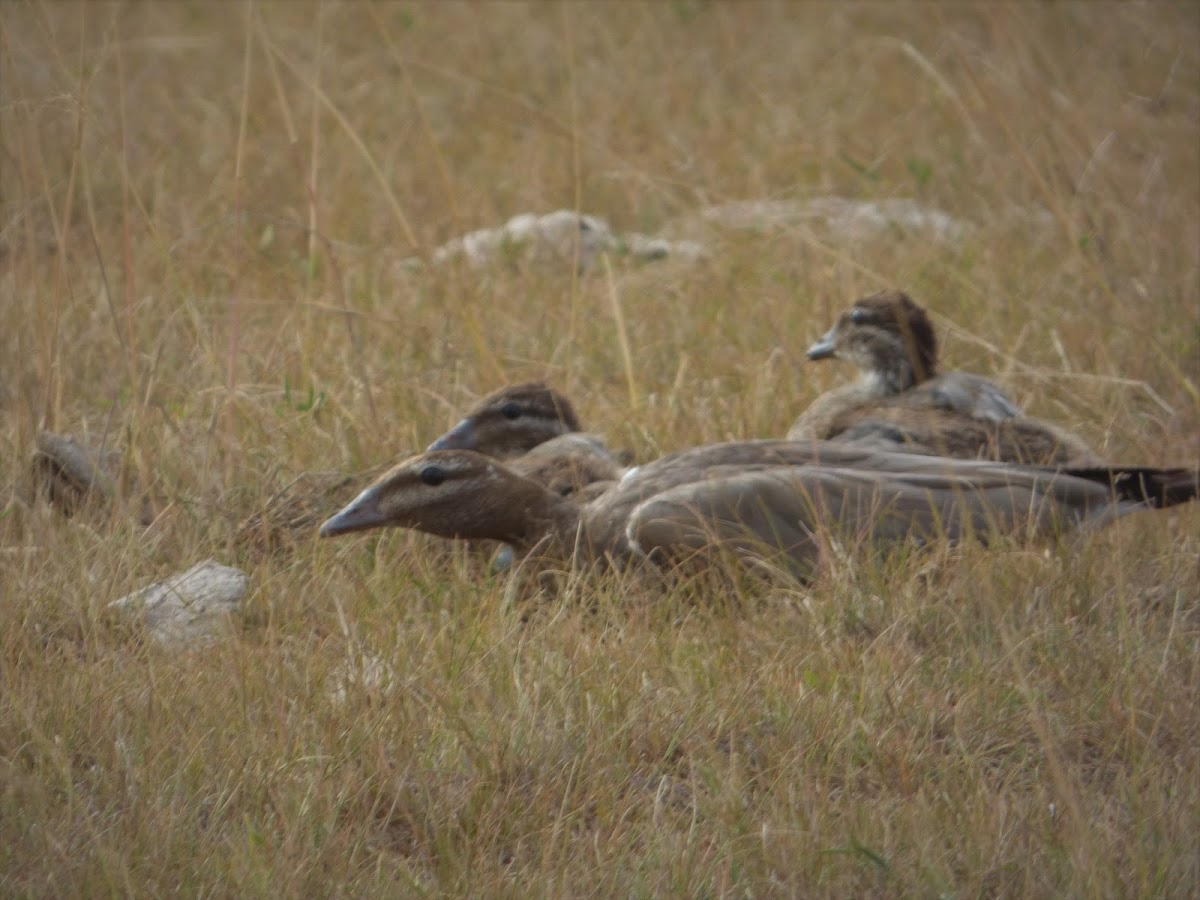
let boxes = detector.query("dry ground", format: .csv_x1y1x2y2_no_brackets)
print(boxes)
2,2,1199,896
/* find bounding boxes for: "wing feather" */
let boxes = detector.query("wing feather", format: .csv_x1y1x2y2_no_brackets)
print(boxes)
623,463,1128,578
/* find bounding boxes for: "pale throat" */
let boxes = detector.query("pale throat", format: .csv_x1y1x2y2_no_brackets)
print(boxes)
860,354,917,394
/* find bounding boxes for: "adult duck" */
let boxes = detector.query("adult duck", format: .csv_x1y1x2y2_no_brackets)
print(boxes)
788,291,1099,465
238,384,617,551
319,440,1196,579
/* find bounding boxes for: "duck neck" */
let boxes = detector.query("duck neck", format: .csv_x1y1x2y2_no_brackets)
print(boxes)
864,357,918,395
791,379,884,439
489,476,583,553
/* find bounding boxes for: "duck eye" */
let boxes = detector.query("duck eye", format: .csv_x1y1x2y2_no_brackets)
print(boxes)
420,465,446,486
500,401,522,420
849,308,868,325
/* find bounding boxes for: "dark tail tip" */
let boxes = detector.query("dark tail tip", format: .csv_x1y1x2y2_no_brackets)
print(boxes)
1150,469,1200,507
1067,467,1200,508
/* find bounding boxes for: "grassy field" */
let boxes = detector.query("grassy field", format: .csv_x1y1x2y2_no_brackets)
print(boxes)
2,2,1199,896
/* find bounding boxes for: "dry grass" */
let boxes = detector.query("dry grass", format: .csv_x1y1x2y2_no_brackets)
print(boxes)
2,2,1199,896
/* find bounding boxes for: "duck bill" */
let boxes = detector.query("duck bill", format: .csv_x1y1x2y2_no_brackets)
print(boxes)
427,418,477,451
319,485,388,537
806,329,837,361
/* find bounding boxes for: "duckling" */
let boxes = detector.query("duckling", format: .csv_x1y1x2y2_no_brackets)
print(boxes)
789,291,1099,465
319,440,1197,580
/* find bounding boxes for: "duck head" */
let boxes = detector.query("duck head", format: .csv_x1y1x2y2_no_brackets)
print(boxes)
319,449,574,547
427,382,581,457
807,290,938,391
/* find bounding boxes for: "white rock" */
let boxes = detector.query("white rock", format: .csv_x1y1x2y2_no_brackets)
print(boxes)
431,209,614,271
427,209,708,273
110,560,247,644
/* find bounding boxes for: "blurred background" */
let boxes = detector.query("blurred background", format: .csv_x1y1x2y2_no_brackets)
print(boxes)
3,2,1196,480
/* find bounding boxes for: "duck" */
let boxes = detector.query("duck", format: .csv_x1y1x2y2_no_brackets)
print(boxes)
238,384,620,552
318,439,1197,580
429,381,626,497
428,382,626,570
429,382,583,457
788,290,1100,465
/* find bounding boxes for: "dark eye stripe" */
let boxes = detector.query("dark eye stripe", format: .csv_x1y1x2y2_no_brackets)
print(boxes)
500,402,523,420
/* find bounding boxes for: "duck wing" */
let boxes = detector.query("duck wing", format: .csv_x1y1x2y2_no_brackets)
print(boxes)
623,463,1174,578
904,372,1021,421
828,407,1100,466
589,441,1198,571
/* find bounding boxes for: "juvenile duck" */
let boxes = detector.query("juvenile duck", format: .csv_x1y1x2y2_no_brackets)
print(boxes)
319,440,1197,580
429,381,625,497
789,291,1099,465
791,291,1019,432
429,382,583,457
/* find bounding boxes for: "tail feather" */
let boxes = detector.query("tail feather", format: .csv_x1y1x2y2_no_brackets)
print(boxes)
1064,467,1200,508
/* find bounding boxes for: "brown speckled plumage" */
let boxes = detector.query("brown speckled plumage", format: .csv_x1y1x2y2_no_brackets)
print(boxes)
790,291,1100,466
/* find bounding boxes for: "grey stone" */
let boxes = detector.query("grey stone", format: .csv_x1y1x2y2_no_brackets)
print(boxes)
110,560,247,644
